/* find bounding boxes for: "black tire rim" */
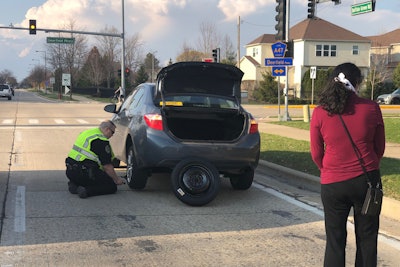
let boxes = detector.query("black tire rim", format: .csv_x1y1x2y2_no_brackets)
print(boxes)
180,165,211,194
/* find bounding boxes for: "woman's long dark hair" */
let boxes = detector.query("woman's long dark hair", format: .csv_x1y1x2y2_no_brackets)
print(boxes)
318,63,362,115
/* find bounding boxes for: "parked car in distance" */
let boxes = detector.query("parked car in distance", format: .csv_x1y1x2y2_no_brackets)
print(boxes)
104,62,260,206
376,88,400,104
0,84,12,100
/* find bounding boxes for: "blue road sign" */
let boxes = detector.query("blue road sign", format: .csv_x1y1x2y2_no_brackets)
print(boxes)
271,42,287,57
272,67,286,76
265,58,293,66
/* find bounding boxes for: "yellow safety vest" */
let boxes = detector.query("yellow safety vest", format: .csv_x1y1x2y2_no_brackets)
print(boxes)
68,127,110,169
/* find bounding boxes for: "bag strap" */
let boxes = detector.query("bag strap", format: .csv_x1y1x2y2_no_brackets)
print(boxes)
338,114,374,187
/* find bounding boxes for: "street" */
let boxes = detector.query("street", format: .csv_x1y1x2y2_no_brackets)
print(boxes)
0,90,399,266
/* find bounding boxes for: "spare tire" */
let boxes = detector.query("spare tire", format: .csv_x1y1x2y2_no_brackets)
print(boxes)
171,158,220,206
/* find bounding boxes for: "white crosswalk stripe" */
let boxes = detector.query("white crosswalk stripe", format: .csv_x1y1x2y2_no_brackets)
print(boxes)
76,119,89,124
28,119,39,124
54,119,66,124
2,119,13,124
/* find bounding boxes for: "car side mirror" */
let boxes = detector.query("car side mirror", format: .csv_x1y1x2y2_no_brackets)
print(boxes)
104,104,117,113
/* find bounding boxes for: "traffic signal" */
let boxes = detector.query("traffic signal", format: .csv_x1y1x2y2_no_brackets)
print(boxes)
212,48,219,63
284,40,293,58
125,67,130,77
307,0,315,19
29,19,36,35
118,69,121,76
275,0,286,41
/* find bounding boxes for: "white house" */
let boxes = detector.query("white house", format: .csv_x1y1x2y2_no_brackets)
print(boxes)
240,17,371,98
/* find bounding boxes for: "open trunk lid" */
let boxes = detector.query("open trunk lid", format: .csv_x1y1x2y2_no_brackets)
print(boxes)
156,61,244,105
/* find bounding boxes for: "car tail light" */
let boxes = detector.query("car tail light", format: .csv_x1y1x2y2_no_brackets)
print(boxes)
249,118,258,134
144,114,163,130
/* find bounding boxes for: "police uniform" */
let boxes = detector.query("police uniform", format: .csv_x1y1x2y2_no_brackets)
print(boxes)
66,127,117,197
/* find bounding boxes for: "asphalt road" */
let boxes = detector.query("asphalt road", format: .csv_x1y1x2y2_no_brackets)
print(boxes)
0,90,399,266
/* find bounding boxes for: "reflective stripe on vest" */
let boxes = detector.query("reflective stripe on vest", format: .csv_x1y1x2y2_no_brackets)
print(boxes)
68,128,108,168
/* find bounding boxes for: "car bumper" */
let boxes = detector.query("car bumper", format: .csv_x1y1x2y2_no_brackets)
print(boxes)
134,129,260,172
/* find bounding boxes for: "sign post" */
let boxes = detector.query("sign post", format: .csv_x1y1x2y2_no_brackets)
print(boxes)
267,41,293,121
310,66,316,104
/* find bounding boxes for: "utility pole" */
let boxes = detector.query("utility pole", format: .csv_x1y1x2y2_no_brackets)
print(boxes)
237,16,241,68
120,0,126,99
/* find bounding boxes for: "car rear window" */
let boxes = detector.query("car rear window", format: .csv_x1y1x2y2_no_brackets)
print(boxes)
0,84,10,90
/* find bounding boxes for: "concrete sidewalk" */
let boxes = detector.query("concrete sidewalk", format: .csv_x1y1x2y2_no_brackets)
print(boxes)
257,120,400,239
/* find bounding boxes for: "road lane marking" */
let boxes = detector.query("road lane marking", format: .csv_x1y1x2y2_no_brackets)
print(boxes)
2,119,14,124
28,119,39,124
54,119,66,124
76,119,89,124
14,186,26,233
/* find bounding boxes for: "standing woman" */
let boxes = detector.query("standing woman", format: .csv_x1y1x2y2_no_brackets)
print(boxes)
310,62,385,267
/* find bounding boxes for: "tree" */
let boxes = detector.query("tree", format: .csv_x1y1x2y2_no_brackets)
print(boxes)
220,34,236,65
176,42,206,62
367,53,391,99
196,21,220,56
144,52,160,82
0,70,17,86
46,20,88,91
133,65,149,88
84,46,105,95
253,71,278,103
301,68,330,101
96,26,120,88
392,62,400,88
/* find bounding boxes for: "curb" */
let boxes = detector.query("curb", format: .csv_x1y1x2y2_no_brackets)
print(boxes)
258,160,400,224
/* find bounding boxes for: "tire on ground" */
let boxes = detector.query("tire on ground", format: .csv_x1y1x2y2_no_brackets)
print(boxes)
171,158,220,206
229,168,254,190
126,145,148,190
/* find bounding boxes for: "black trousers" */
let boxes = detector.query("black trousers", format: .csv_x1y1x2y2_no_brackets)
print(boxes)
66,164,117,197
321,170,381,267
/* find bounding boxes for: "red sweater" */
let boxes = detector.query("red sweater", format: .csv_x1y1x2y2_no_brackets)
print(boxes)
310,94,385,184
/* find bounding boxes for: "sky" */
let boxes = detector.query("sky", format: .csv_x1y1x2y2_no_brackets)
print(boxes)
0,0,399,83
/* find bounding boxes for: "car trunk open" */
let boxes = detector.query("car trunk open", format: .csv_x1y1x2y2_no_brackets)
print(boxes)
156,62,246,141
162,107,246,141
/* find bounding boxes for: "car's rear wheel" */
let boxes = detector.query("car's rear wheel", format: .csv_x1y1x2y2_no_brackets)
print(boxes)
171,158,220,206
126,145,148,190
229,168,254,190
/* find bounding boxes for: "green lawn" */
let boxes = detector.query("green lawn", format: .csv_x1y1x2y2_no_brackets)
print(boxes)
261,118,400,201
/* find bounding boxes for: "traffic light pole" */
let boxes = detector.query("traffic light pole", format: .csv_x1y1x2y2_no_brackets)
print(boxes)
283,0,291,121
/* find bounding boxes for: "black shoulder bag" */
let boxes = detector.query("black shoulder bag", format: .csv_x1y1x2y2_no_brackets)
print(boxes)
338,115,383,216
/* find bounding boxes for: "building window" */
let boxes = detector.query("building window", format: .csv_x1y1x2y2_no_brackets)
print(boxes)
316,44,337,57
331,45,337,56
252,47,258,57
352,45,359,55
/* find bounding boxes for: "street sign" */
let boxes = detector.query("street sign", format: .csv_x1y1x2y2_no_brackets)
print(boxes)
272,67,286,77
265,58,293,66
271,42,287,58
46,37,75,44
351,1,374,16
310,66,317,79
62,73,71,86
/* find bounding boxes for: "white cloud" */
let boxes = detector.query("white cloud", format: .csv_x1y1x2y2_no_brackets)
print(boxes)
218,0,271,21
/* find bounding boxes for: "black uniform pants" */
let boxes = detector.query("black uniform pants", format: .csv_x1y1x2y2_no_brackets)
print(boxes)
321,170,381,267
66,162,117,197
